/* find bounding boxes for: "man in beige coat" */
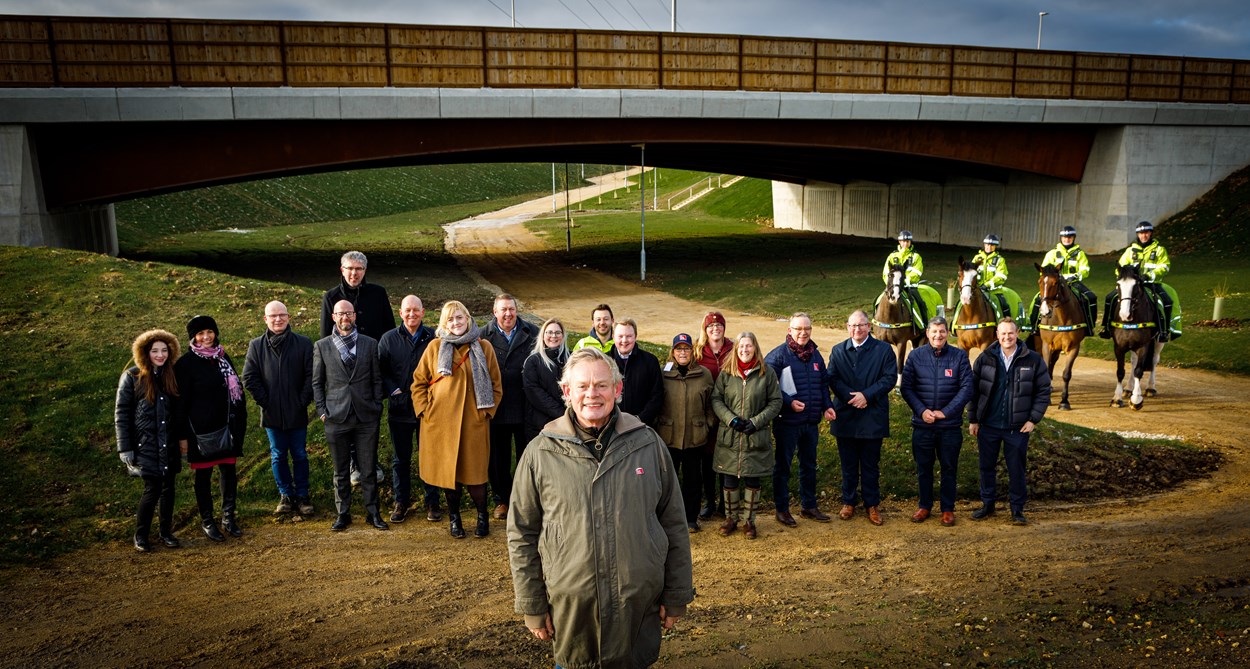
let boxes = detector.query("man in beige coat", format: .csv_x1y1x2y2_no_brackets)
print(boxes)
507,347,694,668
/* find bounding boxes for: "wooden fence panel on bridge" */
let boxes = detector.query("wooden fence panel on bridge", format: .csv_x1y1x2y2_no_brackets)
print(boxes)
1,14,1247,103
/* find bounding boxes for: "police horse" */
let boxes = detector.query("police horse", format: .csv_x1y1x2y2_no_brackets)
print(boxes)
873,264,924,386
954,257,997,358
1110,265,1165,410
1033,264,1087,410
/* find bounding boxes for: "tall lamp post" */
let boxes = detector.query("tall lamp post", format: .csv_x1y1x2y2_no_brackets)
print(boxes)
633,144,646,282
1037,11,1048,50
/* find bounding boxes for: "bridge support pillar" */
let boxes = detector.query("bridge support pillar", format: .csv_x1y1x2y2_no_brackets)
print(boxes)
0,125,117,255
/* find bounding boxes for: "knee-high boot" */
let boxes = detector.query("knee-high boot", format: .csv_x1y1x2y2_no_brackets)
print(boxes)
742,487,761,540
445,488,465,539
220,464,242,537
719,487,740,536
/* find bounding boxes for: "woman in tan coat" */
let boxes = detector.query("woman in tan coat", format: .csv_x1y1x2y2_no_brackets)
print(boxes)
412,301,503,539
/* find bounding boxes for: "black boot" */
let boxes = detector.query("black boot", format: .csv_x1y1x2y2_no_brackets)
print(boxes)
475,511,489,538
221,494,242,538
201,517,225,542
448,511,465,539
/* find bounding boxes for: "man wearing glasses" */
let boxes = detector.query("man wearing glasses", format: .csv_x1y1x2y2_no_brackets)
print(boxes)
243,301,315,517
827,310,897,526
320,250,395,485
313,301,388,532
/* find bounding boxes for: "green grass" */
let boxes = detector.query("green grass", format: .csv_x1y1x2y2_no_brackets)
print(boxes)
116,162,610,251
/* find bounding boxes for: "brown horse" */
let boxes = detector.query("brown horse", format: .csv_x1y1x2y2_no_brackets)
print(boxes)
1110,264,1164,410
873,264,923,386
954,257,996,357
1033,263,1087,410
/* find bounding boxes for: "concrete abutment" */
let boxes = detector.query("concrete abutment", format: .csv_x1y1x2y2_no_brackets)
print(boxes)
0,125,116,255
774,125,1250,255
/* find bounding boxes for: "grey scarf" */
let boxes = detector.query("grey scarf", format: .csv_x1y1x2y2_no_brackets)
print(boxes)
332,326,358,369
437,320,495,410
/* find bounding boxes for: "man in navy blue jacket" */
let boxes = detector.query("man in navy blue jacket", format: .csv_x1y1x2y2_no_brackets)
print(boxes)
900,317,973,527
827,310,897,526
765,313,837,526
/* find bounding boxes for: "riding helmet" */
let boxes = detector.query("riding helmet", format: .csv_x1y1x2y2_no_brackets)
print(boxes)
1059,225,1076,237
897,230,913,241
1135,221,1154,233
982,234,1001,246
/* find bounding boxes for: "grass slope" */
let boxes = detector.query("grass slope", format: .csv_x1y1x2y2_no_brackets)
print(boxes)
0,245,1216,567
116,163,608,250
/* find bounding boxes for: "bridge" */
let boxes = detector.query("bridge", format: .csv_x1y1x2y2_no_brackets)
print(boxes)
2,14,1249,255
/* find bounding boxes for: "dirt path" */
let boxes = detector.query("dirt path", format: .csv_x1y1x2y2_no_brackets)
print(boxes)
2,185,1248,668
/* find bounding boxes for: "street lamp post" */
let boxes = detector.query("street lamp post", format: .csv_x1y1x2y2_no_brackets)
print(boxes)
1037,11,1048,50
634,144,646,282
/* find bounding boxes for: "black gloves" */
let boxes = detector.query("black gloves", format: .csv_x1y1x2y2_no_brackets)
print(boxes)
730,417,756,434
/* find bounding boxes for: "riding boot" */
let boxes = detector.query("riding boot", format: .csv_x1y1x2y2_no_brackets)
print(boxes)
741,487,761,540
719,487,740,536
1028,295,1041,332
1099,295,1114,338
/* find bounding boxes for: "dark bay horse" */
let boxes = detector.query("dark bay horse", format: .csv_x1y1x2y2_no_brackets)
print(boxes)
1110,265,1165,409
873,264,923,386
955,257,996,358
1034,263,1087,410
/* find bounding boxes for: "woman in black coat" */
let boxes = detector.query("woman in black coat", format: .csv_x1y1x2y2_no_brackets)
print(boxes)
175,315,248,542
521,318,570,445
114,329,183,552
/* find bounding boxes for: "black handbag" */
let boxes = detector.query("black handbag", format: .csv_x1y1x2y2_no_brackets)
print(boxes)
191,393,234,460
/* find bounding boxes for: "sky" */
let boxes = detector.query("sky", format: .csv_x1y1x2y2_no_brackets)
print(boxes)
11,0,1250,59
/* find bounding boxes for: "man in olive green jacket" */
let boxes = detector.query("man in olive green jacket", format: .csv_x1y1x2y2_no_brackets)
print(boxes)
507,348,694,669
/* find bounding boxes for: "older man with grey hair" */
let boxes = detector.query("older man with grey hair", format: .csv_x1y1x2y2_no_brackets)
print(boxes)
508,347,693,668
320,250,394,485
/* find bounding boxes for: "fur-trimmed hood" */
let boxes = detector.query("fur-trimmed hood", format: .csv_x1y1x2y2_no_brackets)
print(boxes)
131,329,180,374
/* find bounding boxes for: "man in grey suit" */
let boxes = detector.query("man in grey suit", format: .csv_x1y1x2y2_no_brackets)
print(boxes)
313,299,388,532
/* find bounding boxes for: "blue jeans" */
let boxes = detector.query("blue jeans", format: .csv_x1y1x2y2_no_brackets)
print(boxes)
266,427,309,498
836,436,882,508
912,427,962,512
388,420,439,509
976,424,1030,513
772,421,819,510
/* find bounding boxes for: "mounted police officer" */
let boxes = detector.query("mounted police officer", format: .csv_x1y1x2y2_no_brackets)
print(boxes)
881,230,942,327
1100,221,1181,341
972,234,1017,320
1029,226,1098,336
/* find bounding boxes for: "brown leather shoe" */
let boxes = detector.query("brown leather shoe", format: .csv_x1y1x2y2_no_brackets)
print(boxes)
775,509,797,527
800,507,831,522
867,506,883,526
838,504,854,520
940,511,956,527
492,503,508,520
911,508,930,523
742,520,757,540
718,518,738,536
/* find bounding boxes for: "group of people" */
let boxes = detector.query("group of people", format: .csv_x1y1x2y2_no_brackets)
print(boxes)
112,244,1068,667
885,222,1181,341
